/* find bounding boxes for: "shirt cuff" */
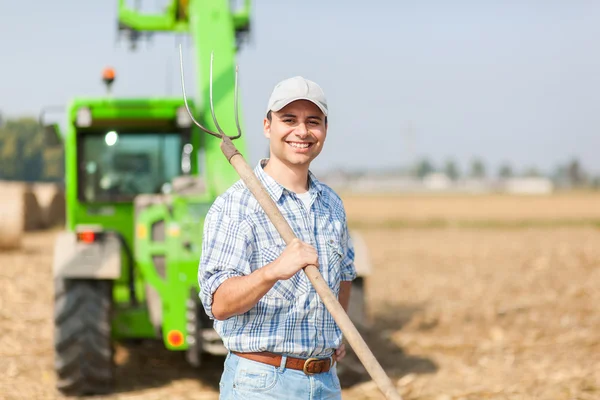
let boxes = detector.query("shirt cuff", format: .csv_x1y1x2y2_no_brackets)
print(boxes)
200,270,244,320
340,266,357,281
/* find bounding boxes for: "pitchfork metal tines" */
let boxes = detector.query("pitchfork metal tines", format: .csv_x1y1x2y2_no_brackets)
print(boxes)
178,44,242,141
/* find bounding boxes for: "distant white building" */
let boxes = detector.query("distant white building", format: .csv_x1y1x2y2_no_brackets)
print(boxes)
423,173,452,190
503,177,554,194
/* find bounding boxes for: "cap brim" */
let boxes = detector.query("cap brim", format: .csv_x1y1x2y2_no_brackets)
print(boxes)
269,96,328,117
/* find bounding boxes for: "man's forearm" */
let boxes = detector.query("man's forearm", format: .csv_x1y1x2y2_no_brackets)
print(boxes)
211,264,278,320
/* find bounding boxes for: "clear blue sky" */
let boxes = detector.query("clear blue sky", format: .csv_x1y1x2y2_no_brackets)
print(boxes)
1,0,599,176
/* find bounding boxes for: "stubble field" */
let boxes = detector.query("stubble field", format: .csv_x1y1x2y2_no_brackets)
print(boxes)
1,193,599,399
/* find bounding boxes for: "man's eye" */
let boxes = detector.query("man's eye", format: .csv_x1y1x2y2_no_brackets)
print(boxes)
284,119,293,123
309,121,319,125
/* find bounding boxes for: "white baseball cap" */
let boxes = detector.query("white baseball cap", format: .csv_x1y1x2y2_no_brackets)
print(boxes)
266,76,328,117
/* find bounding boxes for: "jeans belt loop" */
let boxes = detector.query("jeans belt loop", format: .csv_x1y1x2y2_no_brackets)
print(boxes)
279,355,287,372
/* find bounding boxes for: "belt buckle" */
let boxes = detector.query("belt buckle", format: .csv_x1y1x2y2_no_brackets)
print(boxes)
303,357,322,375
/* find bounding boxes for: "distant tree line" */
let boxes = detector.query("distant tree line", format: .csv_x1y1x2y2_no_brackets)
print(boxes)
0,116,64,182
410,157,600,189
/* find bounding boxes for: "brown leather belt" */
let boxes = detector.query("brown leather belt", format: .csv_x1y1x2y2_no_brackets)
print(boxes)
232,351,336,375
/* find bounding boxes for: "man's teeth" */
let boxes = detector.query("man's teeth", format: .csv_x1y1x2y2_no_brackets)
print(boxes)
288,142,310,148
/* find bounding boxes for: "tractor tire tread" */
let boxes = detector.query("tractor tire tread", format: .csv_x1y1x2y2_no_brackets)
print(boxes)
54,278,115,396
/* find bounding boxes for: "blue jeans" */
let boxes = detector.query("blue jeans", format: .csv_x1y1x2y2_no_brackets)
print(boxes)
219,352,342,399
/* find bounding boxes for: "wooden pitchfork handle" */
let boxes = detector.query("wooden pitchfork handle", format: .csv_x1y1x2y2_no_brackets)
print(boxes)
178,47,403,400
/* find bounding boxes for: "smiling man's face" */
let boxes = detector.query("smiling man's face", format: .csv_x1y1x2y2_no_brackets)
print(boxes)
263,100,328,169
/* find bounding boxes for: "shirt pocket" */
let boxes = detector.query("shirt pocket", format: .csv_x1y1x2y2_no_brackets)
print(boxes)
259,244,309,302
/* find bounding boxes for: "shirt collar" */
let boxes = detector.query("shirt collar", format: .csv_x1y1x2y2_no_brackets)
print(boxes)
254,158,324,202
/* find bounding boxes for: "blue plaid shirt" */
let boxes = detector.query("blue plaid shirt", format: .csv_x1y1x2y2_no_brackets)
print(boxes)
198,159,356,358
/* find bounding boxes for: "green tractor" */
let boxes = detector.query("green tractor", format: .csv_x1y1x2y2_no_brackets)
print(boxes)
43,0,370,396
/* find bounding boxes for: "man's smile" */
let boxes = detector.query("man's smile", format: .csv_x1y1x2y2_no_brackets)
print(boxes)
286,141,314,149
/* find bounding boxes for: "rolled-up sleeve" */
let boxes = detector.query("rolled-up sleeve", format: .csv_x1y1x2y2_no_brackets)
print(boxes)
340,220,357,282
198,205,251,319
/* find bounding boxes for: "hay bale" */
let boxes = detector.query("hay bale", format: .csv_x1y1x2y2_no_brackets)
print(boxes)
0,181,25,249
32,183,66,228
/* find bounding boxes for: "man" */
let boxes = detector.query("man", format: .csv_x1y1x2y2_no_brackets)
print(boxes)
198,76,357,399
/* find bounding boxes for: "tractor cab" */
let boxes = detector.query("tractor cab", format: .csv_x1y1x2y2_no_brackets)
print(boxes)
73,100,196,203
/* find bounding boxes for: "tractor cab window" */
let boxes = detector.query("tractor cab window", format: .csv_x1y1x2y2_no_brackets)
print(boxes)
78,131,183,202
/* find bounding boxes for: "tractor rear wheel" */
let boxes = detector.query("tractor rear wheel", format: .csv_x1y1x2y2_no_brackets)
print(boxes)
54,278,115,395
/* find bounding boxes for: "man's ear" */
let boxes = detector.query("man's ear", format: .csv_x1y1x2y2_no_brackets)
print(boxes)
263,117,271,139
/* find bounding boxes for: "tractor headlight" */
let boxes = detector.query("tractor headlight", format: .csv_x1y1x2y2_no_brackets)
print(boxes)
76,107,92,127
176,106,192,128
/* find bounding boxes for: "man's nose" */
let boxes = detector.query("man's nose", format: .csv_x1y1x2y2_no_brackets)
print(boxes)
295,123,308,137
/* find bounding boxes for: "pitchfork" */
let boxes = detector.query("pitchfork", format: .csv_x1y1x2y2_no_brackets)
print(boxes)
178,45,403,400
